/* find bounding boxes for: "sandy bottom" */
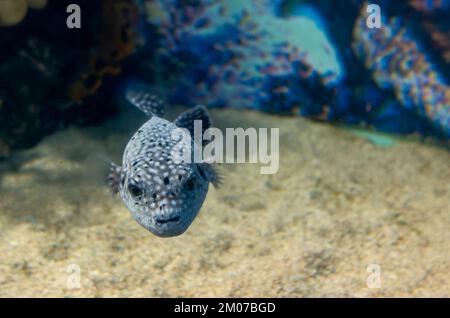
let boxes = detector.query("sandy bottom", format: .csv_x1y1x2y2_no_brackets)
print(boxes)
0,108,449,297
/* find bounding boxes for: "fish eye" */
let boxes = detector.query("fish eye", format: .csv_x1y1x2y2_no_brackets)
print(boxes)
184,176,196,191
128,183,143,198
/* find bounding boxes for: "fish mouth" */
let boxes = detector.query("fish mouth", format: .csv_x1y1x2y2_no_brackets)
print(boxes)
155,216,181,225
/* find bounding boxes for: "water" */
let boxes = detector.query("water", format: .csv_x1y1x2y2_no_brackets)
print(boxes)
0,0,449,297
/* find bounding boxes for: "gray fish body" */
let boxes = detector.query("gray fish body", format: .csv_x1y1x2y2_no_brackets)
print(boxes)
109,85,220,237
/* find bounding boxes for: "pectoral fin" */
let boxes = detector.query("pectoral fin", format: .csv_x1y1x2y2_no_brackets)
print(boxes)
198,163,223,188
107,162,123,194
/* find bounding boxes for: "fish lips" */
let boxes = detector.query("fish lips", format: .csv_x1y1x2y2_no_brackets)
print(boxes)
134,211,192,237
155,215,181,225
151,214,189,237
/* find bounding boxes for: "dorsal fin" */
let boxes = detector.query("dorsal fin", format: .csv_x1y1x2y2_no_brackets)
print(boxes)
175,105,211,138
125,83,165,118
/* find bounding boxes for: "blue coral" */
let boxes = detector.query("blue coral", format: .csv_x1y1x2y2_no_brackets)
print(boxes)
146,0,344,114
409,0,450,12
138,0,449,139
353,4,450,137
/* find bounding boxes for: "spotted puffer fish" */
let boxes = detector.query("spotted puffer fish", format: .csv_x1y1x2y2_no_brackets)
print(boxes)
108,84,221,237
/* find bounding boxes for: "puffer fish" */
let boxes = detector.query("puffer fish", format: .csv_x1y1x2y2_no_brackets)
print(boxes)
108,84,221,237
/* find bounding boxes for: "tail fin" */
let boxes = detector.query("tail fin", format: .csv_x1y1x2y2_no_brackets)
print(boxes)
125,83,165,118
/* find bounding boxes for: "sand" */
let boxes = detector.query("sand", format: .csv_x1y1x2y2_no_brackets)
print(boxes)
0,108,449,297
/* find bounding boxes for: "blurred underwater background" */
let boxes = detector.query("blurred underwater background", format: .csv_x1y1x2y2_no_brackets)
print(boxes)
0,0,449,297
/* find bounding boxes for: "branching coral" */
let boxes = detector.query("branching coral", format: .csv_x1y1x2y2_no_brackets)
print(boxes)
422,20,450,63
353,4,450,137
145,0,343,115
409,0,450,13
408,1,450,65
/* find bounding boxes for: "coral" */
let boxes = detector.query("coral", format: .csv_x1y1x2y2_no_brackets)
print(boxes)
69,0,139,101
0,0,448,157
0,0,124,157
409,2,450,64
145,0,344,115
138,0,450,137
422,20,450,63
0,0,138,101
353,3,450,137
408,0,450,12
